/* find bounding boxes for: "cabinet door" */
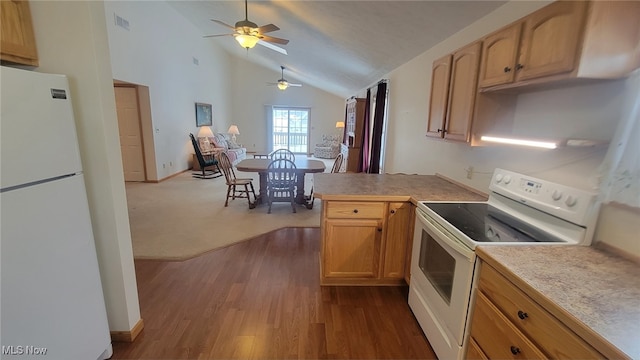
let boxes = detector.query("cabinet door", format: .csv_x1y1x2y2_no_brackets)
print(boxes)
323,219,382,278
444,42,481,142
382,202,413,279
0,0,38,66
466,338,489,360
478,23,521,88
516,1,587,82
426,54,452,138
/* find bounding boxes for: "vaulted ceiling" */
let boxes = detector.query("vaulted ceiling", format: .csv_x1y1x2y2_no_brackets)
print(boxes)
168,1,506,98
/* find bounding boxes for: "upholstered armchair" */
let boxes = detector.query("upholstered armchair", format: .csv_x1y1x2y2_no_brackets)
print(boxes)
313,134,341,159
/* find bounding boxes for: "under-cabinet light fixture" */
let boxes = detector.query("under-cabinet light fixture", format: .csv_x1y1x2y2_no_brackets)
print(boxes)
480,135,558,149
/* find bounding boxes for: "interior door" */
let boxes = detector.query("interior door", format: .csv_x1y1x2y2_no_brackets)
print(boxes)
115,86,146,181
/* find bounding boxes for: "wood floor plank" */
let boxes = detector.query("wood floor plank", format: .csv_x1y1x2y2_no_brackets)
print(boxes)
111,227,436,359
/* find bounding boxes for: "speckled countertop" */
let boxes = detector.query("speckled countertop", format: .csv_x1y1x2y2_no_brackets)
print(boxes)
477,246,640,359
313,173,487,202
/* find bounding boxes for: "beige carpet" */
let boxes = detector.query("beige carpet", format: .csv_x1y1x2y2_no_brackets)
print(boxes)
125,156,334,261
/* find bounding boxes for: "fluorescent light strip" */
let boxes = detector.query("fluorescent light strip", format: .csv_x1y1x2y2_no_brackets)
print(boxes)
480,135,558,149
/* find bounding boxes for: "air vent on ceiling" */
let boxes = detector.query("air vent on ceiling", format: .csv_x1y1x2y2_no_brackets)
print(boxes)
114,13,130,31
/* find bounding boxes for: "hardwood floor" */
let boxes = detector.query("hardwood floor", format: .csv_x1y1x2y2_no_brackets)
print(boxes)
112,228,436,359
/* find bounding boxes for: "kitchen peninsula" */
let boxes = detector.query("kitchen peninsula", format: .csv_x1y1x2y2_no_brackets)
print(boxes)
313,173,486,285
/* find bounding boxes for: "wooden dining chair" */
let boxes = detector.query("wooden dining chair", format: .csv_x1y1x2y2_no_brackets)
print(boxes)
218,151,256,208
266,158,297,213
269,148,295,162
305,153,343,210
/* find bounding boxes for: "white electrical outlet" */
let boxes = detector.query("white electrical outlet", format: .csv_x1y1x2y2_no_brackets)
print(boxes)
466,166,474,179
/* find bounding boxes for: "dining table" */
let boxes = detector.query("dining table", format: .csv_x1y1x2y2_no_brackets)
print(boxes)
236,158,326,208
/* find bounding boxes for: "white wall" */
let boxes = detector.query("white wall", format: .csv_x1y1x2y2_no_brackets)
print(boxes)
28,1,140,333
378,1,640,256
104,1,344,179
104,1,233,179
230,58,345,153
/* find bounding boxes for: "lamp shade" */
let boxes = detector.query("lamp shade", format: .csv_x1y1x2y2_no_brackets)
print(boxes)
227,125,240,135
197,126,214,138
335,121,345,128
235,34,259,49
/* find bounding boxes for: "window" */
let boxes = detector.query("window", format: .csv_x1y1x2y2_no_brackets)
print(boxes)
271,107,310,154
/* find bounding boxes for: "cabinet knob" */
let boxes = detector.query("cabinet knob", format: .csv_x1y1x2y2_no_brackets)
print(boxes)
390,209,396,214
515,63,524,71
510,346,521,355
504,66,512,73
517,310,528,320
377,228,383,232
437,128,443,133
353,209,359,214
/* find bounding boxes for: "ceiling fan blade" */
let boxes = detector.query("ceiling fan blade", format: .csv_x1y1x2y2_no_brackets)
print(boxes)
257,40,288,55
288,83,302,87
210,19,236,30
257,23,279,34
260,34,289,45
203,33,234,38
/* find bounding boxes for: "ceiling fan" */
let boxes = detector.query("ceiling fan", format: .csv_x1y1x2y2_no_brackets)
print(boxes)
204,0,289,55
268,66,302,90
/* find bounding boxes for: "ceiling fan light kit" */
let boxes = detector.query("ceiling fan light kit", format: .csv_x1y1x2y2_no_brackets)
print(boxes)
206,0,289,54
235,34,259,49
269,66,302,91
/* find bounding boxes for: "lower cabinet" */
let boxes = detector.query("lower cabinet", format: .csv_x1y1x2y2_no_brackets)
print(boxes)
466,260,605,359
320,200,413,285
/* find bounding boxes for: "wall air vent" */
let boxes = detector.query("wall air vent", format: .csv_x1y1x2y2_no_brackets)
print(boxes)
114,13,130,31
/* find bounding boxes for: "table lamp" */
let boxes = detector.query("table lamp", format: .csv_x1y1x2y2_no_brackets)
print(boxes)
228,125,240,143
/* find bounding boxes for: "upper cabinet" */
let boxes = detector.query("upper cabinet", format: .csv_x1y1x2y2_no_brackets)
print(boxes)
427,42,481,143
478,1,640,91
0,0,38,66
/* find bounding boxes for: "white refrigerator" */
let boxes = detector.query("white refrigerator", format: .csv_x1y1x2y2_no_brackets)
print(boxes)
1,66,112,359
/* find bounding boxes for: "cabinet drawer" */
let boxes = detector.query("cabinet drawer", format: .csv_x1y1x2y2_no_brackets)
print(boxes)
471,292,547,359
479,264,603,359
326,202,384,219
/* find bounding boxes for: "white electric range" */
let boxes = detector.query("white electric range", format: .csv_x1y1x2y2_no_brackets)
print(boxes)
408,168,600,360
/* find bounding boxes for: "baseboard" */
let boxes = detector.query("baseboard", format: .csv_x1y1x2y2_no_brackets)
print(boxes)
154,169,189,183
110,318,144,342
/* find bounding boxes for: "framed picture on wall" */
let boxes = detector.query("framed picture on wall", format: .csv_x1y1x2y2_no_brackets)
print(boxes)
195,102,212,127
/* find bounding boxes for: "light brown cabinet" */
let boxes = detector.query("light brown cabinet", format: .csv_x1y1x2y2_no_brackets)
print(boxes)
427,42,481,142
320,200,413,285
1,0,38,66
467,260,606,359
478,1,640,91
343,98,366,172
381,202,413,279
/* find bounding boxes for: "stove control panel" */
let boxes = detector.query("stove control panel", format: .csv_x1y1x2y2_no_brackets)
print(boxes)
489,168,599,227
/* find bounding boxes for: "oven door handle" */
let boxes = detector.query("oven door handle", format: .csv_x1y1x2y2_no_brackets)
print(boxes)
416,209,475,260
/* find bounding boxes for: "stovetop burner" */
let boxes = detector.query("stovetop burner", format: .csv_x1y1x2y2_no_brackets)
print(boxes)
423,202,563,243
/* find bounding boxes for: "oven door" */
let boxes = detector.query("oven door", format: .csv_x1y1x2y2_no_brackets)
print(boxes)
408,208,476,360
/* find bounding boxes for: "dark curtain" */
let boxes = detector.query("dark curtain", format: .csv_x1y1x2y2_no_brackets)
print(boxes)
368,81,387,174
357,89,372,173
342,105,347,144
